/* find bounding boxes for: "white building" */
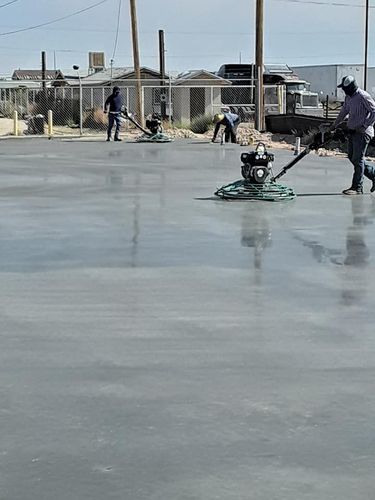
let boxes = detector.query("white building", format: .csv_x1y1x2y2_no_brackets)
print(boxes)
292,64,375,102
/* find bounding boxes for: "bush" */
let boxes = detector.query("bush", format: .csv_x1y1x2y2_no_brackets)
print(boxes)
190,114,213,134
0,102,17,118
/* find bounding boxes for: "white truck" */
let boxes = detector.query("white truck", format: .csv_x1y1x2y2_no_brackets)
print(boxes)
217,63,323,118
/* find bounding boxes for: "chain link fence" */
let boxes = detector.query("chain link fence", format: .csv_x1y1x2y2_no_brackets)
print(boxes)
0,80,282,137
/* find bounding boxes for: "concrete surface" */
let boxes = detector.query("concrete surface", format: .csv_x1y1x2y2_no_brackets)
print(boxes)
1,139,375,500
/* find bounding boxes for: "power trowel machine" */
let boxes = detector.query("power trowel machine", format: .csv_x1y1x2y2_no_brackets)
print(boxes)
121,107,172,143
214,127,347,201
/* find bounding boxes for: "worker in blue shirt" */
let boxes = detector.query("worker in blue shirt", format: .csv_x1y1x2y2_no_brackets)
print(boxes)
332,76,375,195
104,86,123,142
212,111,240,143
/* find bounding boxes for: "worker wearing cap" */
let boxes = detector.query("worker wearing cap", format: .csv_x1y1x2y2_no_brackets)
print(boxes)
104,86,123,142
332,75,375,195
212,111,240,144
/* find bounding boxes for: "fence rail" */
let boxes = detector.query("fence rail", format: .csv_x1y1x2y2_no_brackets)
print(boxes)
0,80,282,137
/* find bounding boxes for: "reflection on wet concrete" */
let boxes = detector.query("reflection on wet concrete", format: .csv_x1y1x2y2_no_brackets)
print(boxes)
241,208,272,272
107,150,124,159
341,197,374,305
294,197,375,305
106,170,124,188
131,173,141,268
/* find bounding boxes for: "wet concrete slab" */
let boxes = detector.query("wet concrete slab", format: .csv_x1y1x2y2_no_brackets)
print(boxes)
1,139,375,500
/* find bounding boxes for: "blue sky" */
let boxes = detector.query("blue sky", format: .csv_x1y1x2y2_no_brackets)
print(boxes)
0,0,373,76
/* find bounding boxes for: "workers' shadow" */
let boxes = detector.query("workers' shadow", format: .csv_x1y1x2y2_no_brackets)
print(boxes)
294,197,375,305
240,207,273,286
339,197,373,305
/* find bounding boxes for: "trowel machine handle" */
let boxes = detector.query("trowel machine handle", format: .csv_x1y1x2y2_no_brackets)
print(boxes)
271,127,348,183
119,106,153,137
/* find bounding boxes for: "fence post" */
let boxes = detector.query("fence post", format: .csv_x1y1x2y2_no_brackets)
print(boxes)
294,137,301,156
210,86,214,117
48,109,53,137
79,78,83,136
13,110,18,136
168,76,172,126
277,85,283,114
325,95,329,120
141,85,145,123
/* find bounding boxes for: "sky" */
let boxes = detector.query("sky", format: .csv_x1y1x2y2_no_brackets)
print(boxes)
0,0,373,77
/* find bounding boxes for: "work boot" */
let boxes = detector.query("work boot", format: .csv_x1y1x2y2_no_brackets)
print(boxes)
114,137,122,142
342,187,363,195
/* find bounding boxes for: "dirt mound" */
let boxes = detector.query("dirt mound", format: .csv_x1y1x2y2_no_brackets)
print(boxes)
166,128,199,139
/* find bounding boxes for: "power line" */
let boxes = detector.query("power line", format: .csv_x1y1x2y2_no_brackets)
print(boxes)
0,0,19,8
0,0,110,36
111,0,122,61
274,0,374,6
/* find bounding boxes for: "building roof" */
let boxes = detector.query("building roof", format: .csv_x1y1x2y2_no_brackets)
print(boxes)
12,69,65,81
0,79,43,89
79,66,162,85
174,69,232,85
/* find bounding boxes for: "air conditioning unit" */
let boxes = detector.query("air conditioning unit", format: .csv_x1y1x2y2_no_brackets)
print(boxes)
89,52,105,73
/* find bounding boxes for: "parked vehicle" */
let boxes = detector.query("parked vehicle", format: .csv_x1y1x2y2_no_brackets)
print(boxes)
217,63,323,118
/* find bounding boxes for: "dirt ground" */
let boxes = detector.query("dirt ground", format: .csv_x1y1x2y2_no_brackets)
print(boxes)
0,118,27,136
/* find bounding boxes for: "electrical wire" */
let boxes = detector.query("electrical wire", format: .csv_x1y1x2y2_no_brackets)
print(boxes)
0,0,110,36
274,0,373,6
0,0,19,8
111,0,122,61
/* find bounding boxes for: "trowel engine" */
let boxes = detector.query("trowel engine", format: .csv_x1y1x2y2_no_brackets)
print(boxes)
240,142,274,184
120,107,172,142
145,113,162,135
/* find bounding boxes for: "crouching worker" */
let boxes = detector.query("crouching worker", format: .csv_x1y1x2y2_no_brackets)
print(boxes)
212,111,240,143
104,86,123,142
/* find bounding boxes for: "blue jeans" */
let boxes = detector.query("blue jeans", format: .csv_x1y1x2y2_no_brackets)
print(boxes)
108,112,121,139
348,131,375,190
224,117,240,143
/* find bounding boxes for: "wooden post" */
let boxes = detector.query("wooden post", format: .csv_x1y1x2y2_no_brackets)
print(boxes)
129,0,144,126
255,0,264,131
364,0,369,90
159,29,167,119
41,51,48,117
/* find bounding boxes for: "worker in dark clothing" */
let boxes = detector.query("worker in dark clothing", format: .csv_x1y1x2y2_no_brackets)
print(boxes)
104,86,123,141
212,111,240,143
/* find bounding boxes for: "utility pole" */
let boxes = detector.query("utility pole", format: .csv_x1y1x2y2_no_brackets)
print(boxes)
41,51,48,116
41,51,46,89
364,0,369,90
255,0,264,131
129,0,143,126
159,29,167,119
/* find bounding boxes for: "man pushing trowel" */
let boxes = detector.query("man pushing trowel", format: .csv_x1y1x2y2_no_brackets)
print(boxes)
331,75,375,195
